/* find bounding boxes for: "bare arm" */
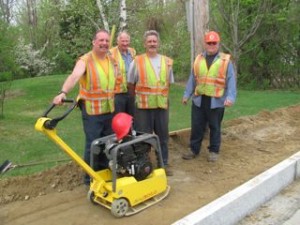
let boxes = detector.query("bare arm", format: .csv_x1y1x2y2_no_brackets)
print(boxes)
52,59,86,105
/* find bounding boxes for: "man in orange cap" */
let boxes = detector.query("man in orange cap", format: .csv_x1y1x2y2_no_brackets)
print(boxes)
181,31,237,162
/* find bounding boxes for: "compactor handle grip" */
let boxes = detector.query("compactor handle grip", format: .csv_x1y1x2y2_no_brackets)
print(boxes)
43,99,77,129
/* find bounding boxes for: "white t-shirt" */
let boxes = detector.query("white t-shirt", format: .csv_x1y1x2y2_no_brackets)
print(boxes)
127,54,174,84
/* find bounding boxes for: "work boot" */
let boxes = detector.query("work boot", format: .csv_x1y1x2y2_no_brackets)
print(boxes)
165,165,173,176
207,152,219,162
182,152,197,160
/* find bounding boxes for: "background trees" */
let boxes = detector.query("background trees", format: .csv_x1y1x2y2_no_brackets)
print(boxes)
209,0,299,89
0,0,298,88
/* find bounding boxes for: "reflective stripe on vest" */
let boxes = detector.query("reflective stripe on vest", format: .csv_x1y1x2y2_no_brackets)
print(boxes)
135,54,172,109
193,52,230,98
79,51,116,115
110,47,136,93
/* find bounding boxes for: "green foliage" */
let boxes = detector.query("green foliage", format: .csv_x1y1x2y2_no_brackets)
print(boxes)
0,71,12,82
126,0,191,80
2,0,299,89
210,0,299,89
0,20,19,76
53,51,75,74
15,38,55,77
248,0,299,89
58,0,105,63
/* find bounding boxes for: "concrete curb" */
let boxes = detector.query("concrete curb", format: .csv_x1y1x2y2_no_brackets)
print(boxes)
172,151,300,225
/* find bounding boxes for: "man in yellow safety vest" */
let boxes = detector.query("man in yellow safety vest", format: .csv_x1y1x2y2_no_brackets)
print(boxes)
110,31,136,116
52,29,118,186
182,31,237,162
127,30,174,176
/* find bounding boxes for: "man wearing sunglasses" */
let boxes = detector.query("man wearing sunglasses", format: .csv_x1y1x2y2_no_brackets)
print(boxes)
181,31,237,162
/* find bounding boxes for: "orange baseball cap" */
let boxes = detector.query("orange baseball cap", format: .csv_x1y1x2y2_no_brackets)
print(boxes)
204,31,220,43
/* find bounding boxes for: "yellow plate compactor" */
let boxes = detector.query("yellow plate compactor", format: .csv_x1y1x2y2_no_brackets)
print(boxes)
34,100,170,217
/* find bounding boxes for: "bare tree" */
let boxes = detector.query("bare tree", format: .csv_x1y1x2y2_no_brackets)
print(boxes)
119,0,127,30
25,0,38,46
0,0,16,23
96,0,109,31
26,0,37,27
212,0,269,67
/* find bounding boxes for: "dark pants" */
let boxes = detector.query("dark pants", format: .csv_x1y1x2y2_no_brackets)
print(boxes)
134,108,169,165
80,102,113,185
114,92,135,117
190,96,224,155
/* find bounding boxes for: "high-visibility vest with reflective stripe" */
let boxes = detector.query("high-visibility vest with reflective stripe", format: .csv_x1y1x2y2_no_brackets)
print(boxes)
110,47,136,93
78,51,117,115
135,54,173,109
193,52,230,98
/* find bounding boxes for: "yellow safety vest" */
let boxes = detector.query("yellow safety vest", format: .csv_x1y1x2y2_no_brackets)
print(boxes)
110,47,136,93
135,54,173,109
193,52,230,98
78,51,117,115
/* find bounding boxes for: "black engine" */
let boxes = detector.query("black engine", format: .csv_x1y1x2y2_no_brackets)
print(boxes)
115,141,153,181
105,136,153,181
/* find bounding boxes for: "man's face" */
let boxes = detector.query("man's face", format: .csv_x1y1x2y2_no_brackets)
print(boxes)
144,35,159,55
92,31,110,54
204,41,220,55
118,33,130,53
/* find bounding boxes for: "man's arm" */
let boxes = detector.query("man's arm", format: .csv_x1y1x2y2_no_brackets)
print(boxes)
53,59,86,105
182,71,196,105
224,62,237,107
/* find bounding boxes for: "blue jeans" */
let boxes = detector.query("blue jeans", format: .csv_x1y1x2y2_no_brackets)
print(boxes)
190,96,224,155
80,101,113,185
134,108,169,165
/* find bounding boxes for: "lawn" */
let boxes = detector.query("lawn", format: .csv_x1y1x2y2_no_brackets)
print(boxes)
0,75,299,177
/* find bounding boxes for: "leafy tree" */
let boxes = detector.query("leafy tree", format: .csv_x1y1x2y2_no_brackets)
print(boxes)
209,0,299,89
0,19,17,119
246,0,299,89
126,0,191,79
0,20,17,75
15,38,54,77
14,0,66,74
2,0,298,90
58,0,115,67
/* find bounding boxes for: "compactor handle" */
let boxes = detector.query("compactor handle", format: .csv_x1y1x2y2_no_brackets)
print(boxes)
43,99,77,129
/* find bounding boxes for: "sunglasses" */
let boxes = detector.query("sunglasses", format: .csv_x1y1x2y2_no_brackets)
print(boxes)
206,42,218,46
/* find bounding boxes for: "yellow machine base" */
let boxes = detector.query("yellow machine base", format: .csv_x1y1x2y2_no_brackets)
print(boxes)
125,185,170,216
95,185,171,216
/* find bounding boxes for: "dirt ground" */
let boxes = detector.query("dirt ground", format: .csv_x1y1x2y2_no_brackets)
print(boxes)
1,105,300,225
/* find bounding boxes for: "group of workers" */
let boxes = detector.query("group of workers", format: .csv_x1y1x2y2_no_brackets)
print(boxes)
52,29,237,186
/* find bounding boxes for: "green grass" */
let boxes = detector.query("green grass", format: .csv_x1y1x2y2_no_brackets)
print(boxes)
1,75,300,178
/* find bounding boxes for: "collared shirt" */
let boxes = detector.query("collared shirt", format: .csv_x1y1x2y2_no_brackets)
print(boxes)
183,52,237,109
121,51,134,75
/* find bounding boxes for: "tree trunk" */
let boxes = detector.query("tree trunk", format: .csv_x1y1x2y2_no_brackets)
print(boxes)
0,0,14,23
119,0,127,30
186,0,209,62
26,0,37,27
96,0,109,31
213,0,269,74
26,0,38,46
